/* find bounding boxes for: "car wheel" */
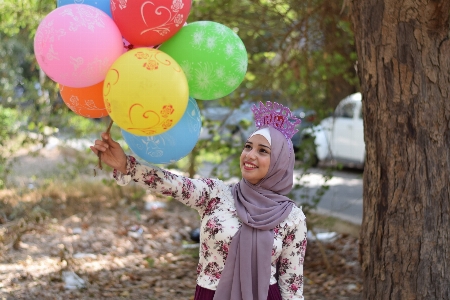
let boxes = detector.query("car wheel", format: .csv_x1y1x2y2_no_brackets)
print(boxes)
295,135,318,167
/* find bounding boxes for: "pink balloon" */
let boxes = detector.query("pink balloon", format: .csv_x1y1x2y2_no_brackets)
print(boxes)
34,4,124,88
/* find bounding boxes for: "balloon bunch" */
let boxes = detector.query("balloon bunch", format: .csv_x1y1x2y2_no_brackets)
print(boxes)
34,0,248,164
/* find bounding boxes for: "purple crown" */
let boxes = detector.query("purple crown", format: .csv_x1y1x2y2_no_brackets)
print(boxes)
251,101,301,139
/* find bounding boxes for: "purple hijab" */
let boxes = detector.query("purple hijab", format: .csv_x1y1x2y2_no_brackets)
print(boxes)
214,126,295,300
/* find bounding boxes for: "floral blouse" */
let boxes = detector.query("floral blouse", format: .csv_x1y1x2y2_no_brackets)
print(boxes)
114,156,307,300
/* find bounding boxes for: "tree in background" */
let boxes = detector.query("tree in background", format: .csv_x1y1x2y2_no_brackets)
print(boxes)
351,0,450,298
0,0,359,182
191,0,358,112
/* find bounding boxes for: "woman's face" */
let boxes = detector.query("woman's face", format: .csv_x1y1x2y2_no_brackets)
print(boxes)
240,134,271,184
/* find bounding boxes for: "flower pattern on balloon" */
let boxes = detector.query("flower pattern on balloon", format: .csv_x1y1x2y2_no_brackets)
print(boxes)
143,60,158,70
171,0,184,11
161,119,173,130
105,99,112,114
60,5,105,32
173,14,184,27
46,45,59,61
113,0,127,10
160,105,174,117
135,52,149,59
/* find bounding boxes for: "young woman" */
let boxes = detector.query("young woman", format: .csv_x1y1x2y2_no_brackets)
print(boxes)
90,102,307,300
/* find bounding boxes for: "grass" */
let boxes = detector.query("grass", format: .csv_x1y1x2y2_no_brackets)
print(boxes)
307,212,360,238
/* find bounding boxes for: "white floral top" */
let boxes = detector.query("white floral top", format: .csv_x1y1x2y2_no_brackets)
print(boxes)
114,156,307,300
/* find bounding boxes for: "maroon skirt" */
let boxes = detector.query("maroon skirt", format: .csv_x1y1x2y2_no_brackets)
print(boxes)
194,283,282,300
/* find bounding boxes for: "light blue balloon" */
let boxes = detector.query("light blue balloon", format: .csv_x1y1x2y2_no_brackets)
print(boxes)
122,97,202,164
57,0,112,18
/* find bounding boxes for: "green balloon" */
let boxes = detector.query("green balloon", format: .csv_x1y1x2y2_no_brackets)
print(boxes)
159,21,248,100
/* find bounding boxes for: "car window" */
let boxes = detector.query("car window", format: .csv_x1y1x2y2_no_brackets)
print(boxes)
335,102,356,119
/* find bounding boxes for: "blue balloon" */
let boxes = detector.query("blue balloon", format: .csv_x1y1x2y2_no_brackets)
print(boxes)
122,97,202,164
57,0,112,18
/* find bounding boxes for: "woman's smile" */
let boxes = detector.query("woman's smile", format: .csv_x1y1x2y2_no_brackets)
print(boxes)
243,162,258,170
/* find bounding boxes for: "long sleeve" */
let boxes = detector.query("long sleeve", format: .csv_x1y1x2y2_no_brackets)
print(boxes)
277,215,307,300
113,155,219,213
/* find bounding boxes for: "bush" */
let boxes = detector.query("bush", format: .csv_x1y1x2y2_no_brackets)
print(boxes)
0,106,24,188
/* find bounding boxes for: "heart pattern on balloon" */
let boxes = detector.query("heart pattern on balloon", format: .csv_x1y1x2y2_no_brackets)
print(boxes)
126,103,177,135
110,0,191,46
128,104,160,131
140,0,186,36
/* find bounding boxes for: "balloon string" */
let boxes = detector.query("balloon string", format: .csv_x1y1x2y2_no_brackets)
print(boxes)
97,119,114,171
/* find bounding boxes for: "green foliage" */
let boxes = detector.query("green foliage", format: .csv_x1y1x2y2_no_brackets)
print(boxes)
191,0,358,111
0,0,55,37
0,106,31,188
0,0,356,231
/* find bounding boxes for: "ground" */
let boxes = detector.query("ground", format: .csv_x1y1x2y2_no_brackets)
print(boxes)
0,144,363,299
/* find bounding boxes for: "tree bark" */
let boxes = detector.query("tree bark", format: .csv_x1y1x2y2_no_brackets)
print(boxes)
350,0,450,299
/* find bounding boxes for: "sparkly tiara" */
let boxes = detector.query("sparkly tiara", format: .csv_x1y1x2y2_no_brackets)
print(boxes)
251,101,301,140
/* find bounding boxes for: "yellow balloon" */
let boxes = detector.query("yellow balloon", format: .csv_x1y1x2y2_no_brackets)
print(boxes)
104,48,189,136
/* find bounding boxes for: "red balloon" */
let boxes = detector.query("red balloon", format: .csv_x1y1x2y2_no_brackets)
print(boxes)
111,0,191,46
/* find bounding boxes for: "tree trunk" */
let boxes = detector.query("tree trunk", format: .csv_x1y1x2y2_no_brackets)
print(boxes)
350,0,450,299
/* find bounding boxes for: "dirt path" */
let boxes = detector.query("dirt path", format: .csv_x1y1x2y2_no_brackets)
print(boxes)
1,145,363,299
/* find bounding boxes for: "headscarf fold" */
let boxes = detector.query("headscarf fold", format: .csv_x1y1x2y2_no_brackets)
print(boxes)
214,126,295,300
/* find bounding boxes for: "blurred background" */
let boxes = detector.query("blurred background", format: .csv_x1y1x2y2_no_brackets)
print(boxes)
0,1,363,299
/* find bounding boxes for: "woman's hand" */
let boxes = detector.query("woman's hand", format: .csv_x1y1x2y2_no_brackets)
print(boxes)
90,132,128,174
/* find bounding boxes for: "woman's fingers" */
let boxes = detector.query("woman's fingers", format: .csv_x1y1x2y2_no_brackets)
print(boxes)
91,140,110,152
90,146,98,155
100,132,121,148
91,134,127,172
101,132,109,141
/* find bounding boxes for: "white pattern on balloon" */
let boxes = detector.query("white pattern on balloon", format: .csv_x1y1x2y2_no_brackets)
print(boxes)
119,0,128,10
195,62,215,91
180,60,194,79
60,6,105,32
234,55,248,74
213,89,226,99
215,66,225,79
67,97,106,116
69,57,83,70
46,45,60,61
171,0,184,12
85,57,110,77
215,24,228,37
226,77,239,88
140,1,185,36
205,36,217,51
224,43,235,57
142,136,174,158
192,31,205,48
192,23,246,95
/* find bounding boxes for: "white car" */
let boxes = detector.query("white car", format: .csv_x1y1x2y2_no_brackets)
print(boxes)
310,92,365,168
